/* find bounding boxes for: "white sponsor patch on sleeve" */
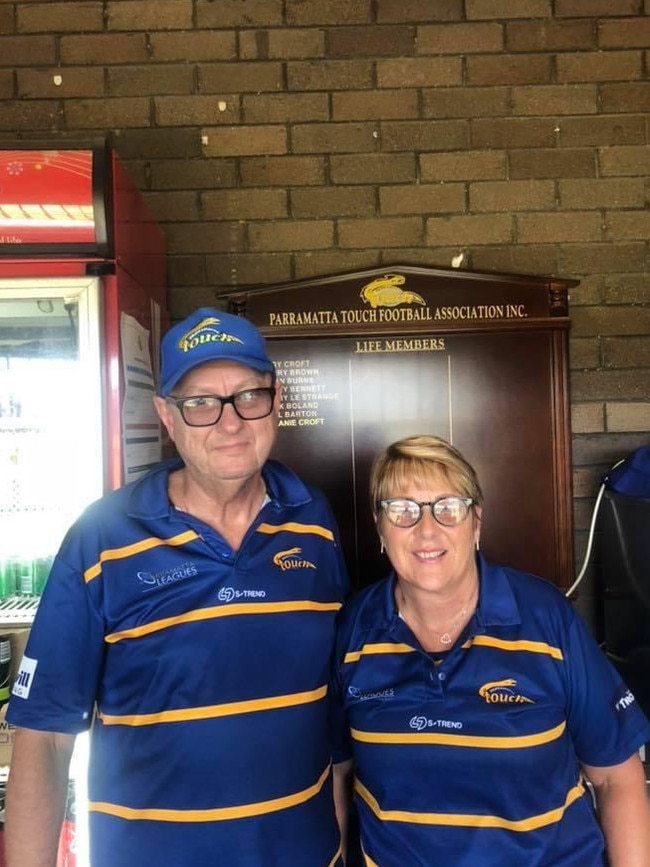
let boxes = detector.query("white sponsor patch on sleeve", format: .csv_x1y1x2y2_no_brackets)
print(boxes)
12,655,38,699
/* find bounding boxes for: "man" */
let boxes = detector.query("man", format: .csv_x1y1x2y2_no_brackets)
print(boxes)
6,309,350,866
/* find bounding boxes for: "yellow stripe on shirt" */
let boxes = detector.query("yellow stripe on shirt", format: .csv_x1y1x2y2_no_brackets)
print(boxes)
89,764,331,823
98,684,328,726
351,720,566,750
344,643,415,664
463,635,564,660
355,777,585,832
84,530,201,583
105,600,341,644
257,521,334,541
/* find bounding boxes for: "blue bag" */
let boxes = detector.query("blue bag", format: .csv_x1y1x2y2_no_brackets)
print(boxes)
603,444,650,498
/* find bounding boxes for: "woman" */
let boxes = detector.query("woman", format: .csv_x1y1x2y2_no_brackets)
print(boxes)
334,435,650,867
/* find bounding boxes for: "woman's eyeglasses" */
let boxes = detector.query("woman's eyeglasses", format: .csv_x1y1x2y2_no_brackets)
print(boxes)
378,496,474,528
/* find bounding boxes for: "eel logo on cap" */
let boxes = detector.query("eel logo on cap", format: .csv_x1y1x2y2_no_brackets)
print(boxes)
179,316,244,353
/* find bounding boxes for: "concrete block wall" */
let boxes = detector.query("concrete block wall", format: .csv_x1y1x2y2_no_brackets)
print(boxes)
0,0,648,620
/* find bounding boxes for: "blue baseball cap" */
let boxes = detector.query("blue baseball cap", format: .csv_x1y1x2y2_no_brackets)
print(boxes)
159,308,275,396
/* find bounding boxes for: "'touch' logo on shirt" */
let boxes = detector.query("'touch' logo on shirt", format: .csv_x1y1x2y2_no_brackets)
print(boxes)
478,678,534,704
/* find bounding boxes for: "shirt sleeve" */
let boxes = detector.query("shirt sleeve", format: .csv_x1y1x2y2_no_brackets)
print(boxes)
564,608,650,767
6,549,105,735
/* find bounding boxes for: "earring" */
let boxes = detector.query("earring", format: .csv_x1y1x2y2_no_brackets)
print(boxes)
380,540,385,554
475,538,480,552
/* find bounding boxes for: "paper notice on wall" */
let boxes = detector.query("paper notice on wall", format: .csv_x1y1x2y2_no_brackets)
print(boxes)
120,312,162,483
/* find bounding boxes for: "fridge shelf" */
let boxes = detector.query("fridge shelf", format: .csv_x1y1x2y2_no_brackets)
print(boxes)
0,595,39,624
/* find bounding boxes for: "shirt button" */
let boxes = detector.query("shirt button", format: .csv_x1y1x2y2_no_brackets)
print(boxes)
438,672,446,681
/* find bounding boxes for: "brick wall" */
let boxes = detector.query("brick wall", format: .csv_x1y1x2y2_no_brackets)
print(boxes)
1,0,649,623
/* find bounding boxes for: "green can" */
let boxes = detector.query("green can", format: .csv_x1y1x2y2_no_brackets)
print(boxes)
33,556,53,595
0,559,16,598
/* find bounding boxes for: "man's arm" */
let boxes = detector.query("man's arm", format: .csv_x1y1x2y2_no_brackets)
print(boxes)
5,726,76,867
582,752,650,867
332,759,353,864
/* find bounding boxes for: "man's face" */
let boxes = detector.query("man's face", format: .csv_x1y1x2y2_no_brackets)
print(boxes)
154,360,282,488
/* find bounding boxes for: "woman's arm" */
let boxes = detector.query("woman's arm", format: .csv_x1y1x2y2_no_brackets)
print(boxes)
582,752,650,867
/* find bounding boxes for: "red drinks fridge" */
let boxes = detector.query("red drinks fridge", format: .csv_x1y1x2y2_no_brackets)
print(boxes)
0,140,167,866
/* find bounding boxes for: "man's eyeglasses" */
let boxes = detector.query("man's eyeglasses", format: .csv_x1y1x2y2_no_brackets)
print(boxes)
165,387,276,427
378,496,474,528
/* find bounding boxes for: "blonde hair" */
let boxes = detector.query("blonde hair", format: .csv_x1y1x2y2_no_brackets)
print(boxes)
370,434,484,514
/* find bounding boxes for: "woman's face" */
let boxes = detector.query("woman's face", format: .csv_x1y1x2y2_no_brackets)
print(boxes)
378,472,482,599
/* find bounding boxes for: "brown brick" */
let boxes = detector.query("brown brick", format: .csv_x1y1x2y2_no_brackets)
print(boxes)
561,243,645,274
606,211,650,242
599,145,650,176
287,60,373,91
18,67,104,99
570,275,605,305
328,25,415,57
470,179,555,212
18,2,103,33
467,55,551,86
330,153,416,184
376,0,463,22
151,158,238,190
113,128,202,159
560,178,645,209
517,212,602,244
166,221,246,254
557,51,642,84
0,71,12,99
423,86,509,119
291,123,376,154
377,57,462,88
379,183,465,216
200,62,283,94
466,0,551,16
556,0,641,16
382,120,468,152
0,100,59,130
558,115,645,147
202,125,287,157
196,0,283,28
241,156,325,186
470,244,559,274
294,250,380,279
61,34,148,64
339,216,423,248
472,243,559,274
512,85,597,116
156,96,239,127
150,31,236,62
471,118,557,149
107,1,191,30
65,97,150,129
417,23,502,53
248,220,334,252
506,20,595,52
205,253,292,287
569,339,601,370
606,402,650,433
169,285,225,320
571,369,650,402
420,151,506,181
109,66,194,97
572,465,605,496
426,214,513,246
599,17,650,47
0,5,14,35
244,93,328,123
572,403,605,434
600,82,650,113
265,29,325,59
142,191,200,222
286,0,372,25
509,148,596,180
603,274,650,304
332,90,418,121
167,255,206,288
0,35,55,65
291,186,375,218
604,335,650,367
202,189,287,220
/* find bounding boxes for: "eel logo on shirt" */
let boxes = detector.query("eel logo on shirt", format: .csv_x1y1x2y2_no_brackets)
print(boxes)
272,547,316,571
478,678,534,704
